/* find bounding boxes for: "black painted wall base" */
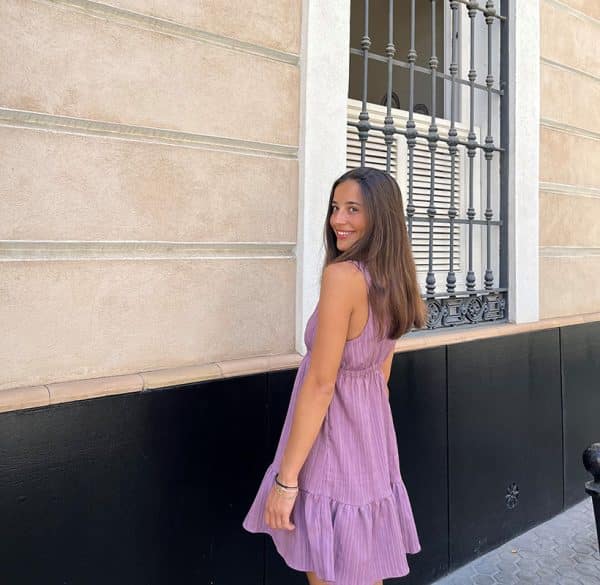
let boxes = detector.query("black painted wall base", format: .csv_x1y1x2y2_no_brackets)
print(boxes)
0,322,598,585
447,329,563,568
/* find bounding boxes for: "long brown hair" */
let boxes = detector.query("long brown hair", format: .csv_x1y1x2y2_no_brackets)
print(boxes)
323,167,427,339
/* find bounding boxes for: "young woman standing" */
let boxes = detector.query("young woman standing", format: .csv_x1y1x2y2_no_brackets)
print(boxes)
243,167,427,585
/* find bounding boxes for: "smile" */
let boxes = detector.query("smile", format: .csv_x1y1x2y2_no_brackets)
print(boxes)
336,231,354,238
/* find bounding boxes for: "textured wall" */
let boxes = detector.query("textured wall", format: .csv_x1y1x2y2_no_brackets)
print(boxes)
0,0,301,389
539,0,600,318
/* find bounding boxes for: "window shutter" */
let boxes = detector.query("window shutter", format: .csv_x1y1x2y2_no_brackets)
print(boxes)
410,140,461,273
346,99,464,276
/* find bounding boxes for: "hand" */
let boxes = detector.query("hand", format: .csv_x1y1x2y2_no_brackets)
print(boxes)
263,483,297,531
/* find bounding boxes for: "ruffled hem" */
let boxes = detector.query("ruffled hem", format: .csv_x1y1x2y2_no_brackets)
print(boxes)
242,464,421,585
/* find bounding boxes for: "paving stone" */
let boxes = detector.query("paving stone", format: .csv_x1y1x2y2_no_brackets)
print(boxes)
432,499,600,585
573,553,595,564
471,575,495,585
493,571,517,584
516,559,540,572
497,550,520,562
535,567,558,580
574,563,600,578
514,570,540,582
471,561,497,576
494,560,519,574
571,543,597,555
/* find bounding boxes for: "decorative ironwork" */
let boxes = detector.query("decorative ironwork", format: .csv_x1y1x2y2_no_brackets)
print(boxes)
425,292,505,329
505,483,520,510
348,0,508,330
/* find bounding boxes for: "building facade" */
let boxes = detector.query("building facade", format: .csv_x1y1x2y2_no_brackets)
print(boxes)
1,1,599,583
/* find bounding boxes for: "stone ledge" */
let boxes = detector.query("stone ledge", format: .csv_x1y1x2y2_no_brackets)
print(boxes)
393,311,600,352
48,374,144,405
1,312,599,414
0,385,50,413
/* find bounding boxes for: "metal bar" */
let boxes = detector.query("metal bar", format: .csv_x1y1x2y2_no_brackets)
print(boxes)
484,0,496,290
384,0,395,173
349,48,504,95
406,0,417,239
466,2,477,292
350,122,506,154
421,287,508,299
499,0,509,296
358,0,371,166
426,0,439,297
418,131,504,152
406,216,502,227
454,0,506,20
591,494,600,551
447,0,460,294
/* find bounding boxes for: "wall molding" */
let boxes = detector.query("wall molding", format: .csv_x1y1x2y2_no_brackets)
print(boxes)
540,246,600,257
540,182,600,198
540,57,600,84
543,0,600,27
0,240,296,262
39,0,299,65
540,117,600,142
3,314,600,413
0,108,298,159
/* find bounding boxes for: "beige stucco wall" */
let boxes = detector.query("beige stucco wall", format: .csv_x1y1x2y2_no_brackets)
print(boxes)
0,0,301,390
539,0,600,318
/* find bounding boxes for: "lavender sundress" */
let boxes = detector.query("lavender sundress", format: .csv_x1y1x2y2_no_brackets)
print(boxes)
242,260,421,585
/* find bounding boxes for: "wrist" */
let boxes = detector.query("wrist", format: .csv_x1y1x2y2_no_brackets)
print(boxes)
276,470,298,486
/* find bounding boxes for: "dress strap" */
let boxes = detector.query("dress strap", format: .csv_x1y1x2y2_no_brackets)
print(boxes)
351,260,372,287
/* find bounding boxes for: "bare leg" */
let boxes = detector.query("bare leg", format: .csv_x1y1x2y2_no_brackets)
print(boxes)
306,571,329,585
307,572,383,585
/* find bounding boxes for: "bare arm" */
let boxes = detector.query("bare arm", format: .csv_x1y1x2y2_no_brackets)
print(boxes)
277,263,358,486
381,347,395,399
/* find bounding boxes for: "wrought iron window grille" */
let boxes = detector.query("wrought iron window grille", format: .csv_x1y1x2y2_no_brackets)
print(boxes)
347,0,509,330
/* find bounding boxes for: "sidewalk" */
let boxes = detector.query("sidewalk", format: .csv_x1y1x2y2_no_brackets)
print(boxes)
432,498,599,585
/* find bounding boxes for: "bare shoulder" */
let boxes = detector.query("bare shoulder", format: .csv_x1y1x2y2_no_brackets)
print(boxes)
321,261,365,297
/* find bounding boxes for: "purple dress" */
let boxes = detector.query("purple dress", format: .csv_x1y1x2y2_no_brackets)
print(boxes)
242,260,421,585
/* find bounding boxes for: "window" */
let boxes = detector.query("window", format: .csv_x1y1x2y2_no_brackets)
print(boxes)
347,0,507,329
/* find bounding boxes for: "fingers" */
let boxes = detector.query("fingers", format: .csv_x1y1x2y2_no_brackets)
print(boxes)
274,513,294,530
270,507,295,531
263,487,297,531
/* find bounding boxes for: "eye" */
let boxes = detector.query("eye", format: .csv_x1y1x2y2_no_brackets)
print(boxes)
350,207,359,213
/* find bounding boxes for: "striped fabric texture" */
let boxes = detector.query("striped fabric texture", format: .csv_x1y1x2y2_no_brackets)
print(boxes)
243,261,421,585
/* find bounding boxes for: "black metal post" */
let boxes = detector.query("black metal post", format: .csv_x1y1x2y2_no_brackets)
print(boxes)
583,443,600,551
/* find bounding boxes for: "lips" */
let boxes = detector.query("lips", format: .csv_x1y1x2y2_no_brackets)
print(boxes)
336,230,354,239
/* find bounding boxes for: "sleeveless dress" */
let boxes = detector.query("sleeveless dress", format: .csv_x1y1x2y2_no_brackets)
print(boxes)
242,260,421,585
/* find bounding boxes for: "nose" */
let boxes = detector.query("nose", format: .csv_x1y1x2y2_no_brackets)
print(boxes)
331,208,350,226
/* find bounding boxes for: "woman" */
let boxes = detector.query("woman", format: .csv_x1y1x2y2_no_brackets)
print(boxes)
243,167,427,585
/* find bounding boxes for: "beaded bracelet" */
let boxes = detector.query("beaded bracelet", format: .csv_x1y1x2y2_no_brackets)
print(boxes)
273,483,298,499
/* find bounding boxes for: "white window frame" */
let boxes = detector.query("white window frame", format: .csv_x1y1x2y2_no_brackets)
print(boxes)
297,0,539,353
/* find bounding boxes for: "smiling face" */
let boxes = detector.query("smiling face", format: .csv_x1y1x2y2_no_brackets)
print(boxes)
329,179,368,252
